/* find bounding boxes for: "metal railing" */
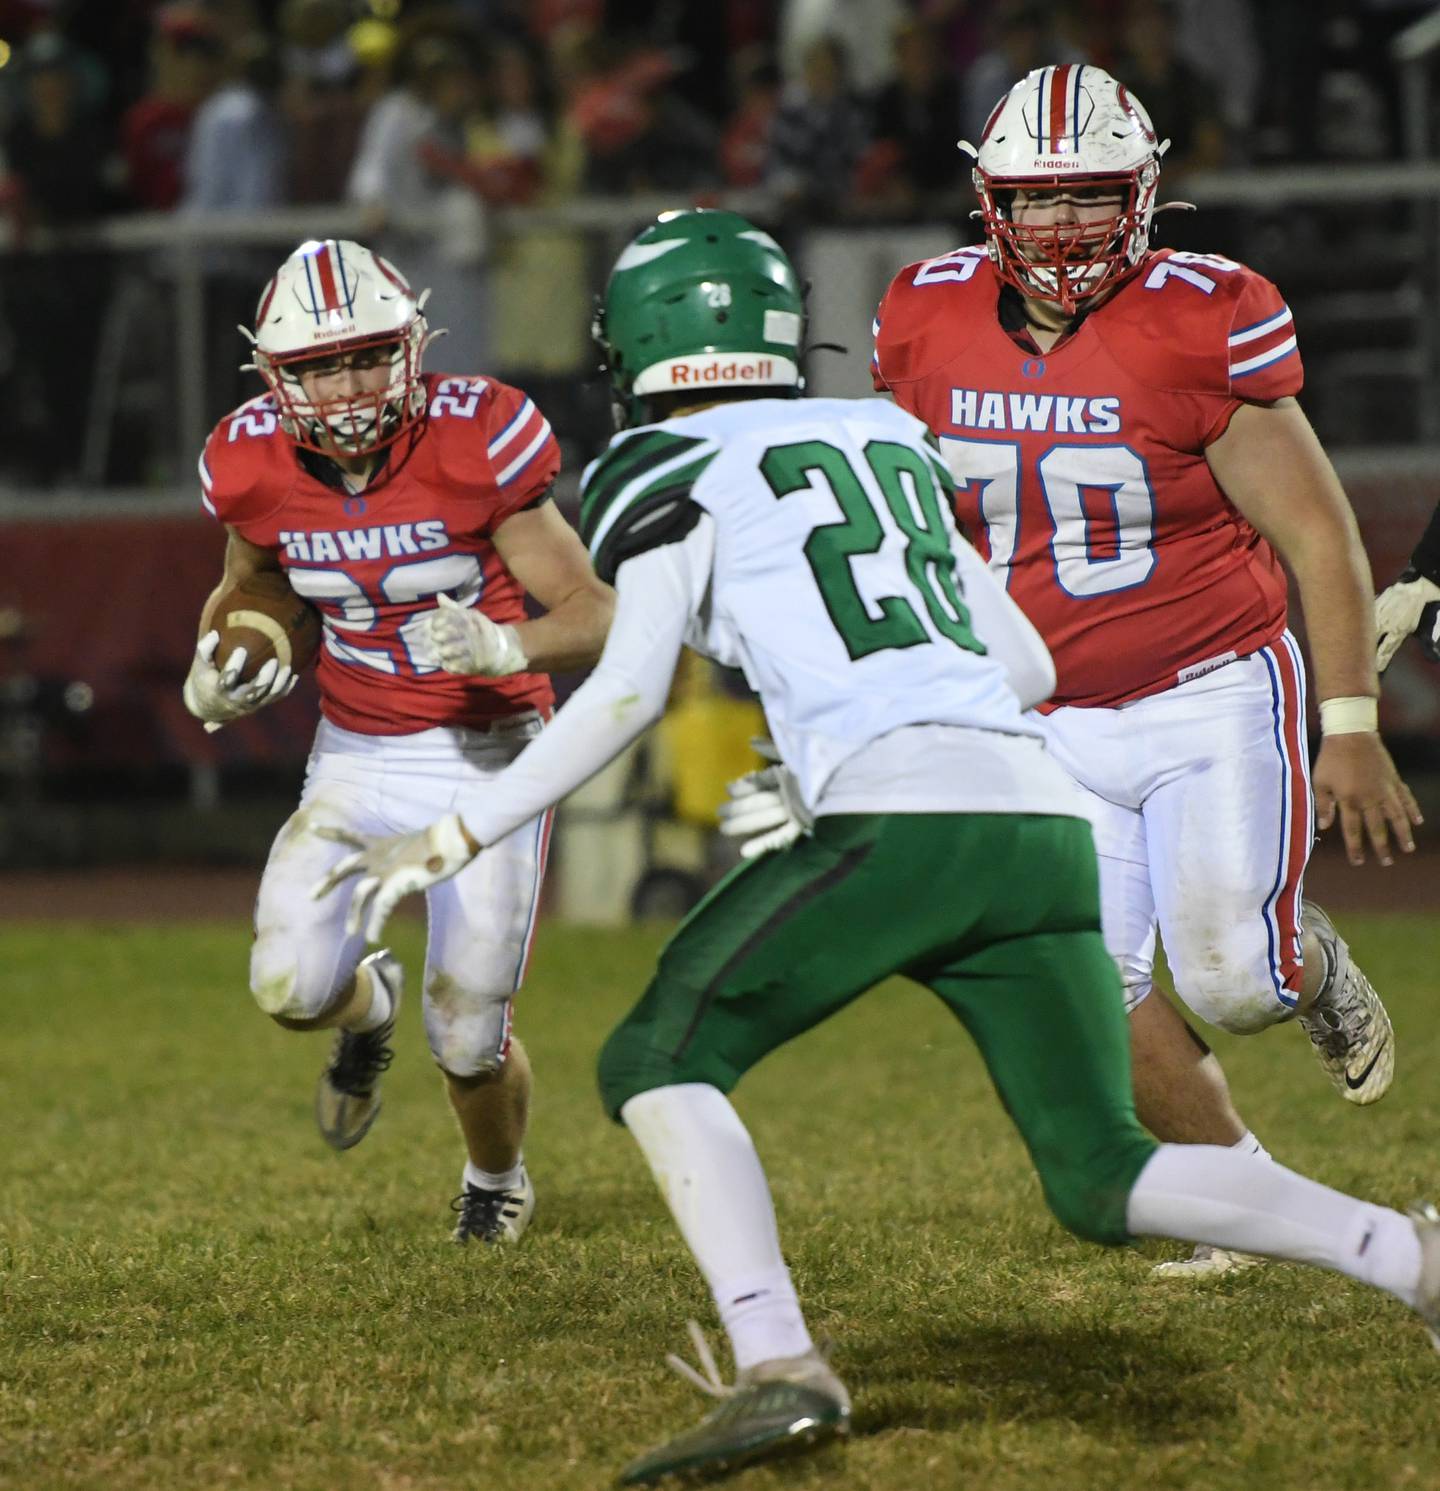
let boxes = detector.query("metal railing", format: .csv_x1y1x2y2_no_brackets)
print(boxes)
4,166,1440,502
1394,5,1440,158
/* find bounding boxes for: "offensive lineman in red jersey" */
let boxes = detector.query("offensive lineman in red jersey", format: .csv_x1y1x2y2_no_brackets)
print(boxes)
874,67,1421,1275
181,239,613,1243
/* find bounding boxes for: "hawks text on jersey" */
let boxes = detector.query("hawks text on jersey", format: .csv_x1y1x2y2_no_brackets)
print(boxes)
198,372,560,734
873,246,1302,709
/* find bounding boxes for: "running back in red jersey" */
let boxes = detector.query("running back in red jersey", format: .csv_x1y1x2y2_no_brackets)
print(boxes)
198,371,561,735
872,245,1302,710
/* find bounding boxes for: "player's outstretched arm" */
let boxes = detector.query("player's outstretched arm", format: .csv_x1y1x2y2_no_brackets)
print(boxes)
183,528,296,732
313,522,710,939
1206,398,1422,866
1375,500,1440,671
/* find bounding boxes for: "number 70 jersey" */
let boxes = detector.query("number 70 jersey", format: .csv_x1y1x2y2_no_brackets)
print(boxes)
873,246,1300,708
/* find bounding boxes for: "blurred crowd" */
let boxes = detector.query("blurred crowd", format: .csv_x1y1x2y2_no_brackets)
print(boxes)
0,0,1433,488
0,0,1433,238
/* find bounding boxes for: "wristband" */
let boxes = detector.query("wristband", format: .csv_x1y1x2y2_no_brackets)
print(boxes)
1319,696,1378,735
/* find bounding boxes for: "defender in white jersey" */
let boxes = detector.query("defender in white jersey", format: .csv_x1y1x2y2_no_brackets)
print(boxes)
314,213,1440,1487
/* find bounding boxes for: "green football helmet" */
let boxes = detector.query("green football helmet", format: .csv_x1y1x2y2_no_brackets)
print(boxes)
594,209,805,427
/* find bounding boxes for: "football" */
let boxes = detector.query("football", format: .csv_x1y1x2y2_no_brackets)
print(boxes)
212,571,322,683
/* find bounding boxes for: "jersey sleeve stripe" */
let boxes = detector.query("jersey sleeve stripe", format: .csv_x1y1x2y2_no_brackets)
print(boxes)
579,432,705,539
586,445,716,558
197,450,217,514
487,397,537,458
1230,335,1298,377
494,417,554,485
1228,307,1293,347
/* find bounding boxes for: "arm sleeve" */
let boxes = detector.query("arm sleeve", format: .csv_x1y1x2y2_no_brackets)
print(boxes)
460,514,716,847
951,533,1056,711
1411,501,1440,586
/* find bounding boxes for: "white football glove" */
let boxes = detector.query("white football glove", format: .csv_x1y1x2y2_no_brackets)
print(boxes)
1375,569,1440,672
182,629,296,734
417,593,528,677
718,740,812,859
309,812,480,942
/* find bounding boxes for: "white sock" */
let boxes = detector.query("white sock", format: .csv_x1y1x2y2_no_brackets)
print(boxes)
1127,1143,1423,1307
464,1159,525,1193
346,962,394,1033
1232,1129,1273,1163
622,1083,814,1371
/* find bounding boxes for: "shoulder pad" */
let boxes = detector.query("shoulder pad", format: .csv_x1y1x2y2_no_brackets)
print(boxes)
873,247,992,391
419,373,501,488
578,426,718,554
1096,251,1301,400
421,374,562,526
199,395,292,526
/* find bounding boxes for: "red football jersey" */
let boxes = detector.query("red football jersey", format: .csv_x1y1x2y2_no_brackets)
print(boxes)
199,372,560,734
873,246,1302,708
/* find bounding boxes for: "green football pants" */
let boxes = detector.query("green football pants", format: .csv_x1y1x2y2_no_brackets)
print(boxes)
597,812,1157,1244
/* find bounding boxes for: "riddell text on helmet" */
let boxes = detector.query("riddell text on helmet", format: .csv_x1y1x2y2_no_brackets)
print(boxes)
671,359,775,384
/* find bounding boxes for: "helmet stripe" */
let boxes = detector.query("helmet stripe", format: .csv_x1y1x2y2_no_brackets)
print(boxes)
300,252,323,325
1049,63,1071,152
1072,64,1084,149
1032,69,1046,150
333,241,356,315
313,243,341,314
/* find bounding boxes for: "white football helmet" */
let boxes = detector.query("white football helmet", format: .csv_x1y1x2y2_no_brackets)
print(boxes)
961,65,1170,313
244,239,432,456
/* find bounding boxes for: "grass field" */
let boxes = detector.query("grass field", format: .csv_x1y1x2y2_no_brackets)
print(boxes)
4,912,1439,1491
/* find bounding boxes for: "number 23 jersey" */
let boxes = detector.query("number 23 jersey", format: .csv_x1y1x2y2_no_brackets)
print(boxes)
873,246,1302,708
199,372,559,734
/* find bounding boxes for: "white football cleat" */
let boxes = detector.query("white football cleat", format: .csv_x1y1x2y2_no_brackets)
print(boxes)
1296,902,1394,1105
315,949,402,1151
1150,1245,1264,1280
450,1167,535,1245
1411,1203,1440,1351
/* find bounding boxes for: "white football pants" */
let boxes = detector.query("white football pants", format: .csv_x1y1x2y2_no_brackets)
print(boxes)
1037,633,1313,1034
250,714,551,1075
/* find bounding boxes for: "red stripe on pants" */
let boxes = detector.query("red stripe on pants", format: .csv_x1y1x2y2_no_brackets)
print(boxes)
1271,639,1311,992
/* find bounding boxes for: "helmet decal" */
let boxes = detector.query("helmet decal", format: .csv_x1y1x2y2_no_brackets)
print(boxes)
611,237,689,274
1116,83,1158,145
296,239,359,323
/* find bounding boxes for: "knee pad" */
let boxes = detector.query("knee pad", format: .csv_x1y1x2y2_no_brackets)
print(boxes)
249,933,343,1023
424,971,511,1080
254,936,327,1019
1173,967,1289,1035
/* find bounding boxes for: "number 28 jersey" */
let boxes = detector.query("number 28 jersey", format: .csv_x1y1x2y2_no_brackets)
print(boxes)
873,246,1302,708
199,372,559,734
578,397,1042,810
